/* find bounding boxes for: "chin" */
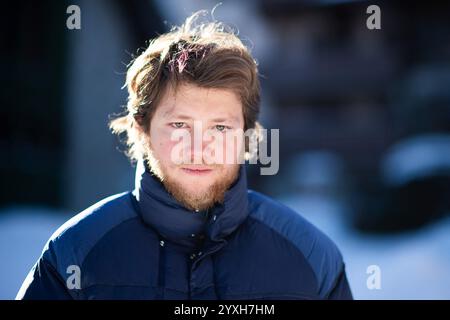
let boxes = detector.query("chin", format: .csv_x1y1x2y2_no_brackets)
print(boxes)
181,181,213,194
167,171,210,187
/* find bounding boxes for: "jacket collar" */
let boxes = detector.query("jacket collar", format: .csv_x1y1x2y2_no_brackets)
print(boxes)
133,160,249,249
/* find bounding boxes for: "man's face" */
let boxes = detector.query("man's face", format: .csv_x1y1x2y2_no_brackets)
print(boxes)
145,83,245,211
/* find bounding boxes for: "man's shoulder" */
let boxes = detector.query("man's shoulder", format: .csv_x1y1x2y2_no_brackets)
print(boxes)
246,190,345,297
41,191,139,272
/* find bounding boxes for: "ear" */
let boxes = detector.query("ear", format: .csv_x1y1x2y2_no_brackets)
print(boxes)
244,121,263,162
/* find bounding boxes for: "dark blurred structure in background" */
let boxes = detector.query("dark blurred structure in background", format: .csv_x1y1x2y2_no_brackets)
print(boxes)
1,0,450,299
255,0,450,233
1,1,68,206
1,0,165,209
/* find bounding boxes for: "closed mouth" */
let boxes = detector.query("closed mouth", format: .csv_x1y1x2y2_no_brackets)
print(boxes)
181,167,213,175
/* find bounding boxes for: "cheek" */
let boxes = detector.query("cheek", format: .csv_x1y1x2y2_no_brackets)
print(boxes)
149,128,179,163
223,134,244,164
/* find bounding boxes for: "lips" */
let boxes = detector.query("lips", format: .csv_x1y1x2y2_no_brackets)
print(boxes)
181,167,213,175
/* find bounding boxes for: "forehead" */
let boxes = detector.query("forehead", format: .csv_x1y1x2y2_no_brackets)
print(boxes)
156,83,243,121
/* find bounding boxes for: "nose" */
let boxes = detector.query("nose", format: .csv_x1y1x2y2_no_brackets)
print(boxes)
189,121,211,165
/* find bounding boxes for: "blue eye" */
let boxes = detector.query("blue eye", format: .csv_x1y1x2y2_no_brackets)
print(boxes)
171,122,186,128
215,125,230,132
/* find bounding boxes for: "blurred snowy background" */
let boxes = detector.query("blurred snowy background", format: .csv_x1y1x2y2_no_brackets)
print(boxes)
1,0,449,299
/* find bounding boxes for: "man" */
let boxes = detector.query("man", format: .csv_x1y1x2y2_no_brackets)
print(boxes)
17,12,352,300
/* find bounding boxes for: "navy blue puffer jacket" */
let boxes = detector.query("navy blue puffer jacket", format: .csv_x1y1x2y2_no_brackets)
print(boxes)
17,163,352,300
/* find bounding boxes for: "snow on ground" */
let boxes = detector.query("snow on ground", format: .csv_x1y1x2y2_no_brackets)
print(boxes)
281,194,450,299
0,208,70,299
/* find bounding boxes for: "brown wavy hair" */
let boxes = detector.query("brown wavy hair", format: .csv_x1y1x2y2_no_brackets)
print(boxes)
109,10,262,162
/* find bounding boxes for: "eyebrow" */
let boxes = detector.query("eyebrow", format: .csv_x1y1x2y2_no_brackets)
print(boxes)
164,113,191,120
166,113,241,124
211,117,240,123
